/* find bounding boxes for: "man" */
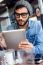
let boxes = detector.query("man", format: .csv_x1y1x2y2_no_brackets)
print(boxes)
7,0,43,63
0,0,43,64
35,7,43,28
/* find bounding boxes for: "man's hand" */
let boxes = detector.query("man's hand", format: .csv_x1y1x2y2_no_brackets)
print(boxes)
19,39,33,51
0,33,7,48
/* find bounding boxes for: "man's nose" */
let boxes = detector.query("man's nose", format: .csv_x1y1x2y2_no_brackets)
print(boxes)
19,15,22,19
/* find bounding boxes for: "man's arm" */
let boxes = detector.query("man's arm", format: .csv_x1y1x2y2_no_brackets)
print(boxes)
33,21,43,55
19,20,43,55
26,20,43,55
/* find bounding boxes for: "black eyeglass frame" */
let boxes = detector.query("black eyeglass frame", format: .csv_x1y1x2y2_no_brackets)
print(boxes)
14,12,29,18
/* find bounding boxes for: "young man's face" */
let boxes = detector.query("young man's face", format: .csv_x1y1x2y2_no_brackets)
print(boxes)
15,7,29,26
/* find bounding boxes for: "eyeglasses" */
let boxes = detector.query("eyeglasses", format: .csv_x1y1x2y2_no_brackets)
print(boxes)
15,13,29,18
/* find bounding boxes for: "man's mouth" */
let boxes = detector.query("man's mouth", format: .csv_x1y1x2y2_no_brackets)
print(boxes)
18,21,24,25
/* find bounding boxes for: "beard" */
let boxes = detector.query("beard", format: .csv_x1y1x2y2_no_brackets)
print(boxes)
16,18,29,26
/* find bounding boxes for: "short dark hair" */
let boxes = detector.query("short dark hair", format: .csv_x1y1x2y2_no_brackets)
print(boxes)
14,0,33,16
14,5,30,15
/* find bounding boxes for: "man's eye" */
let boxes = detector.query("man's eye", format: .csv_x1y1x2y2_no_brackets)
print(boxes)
22,14,26,16
22,13,28,16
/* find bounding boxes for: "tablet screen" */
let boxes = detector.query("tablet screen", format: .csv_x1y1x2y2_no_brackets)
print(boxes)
2,29,26,49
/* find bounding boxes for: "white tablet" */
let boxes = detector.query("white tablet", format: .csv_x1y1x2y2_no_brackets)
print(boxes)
2,29,26,49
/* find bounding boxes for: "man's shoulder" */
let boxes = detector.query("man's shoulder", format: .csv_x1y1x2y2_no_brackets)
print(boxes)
7,24,14,30
7,22,19,30
29,19,41,27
